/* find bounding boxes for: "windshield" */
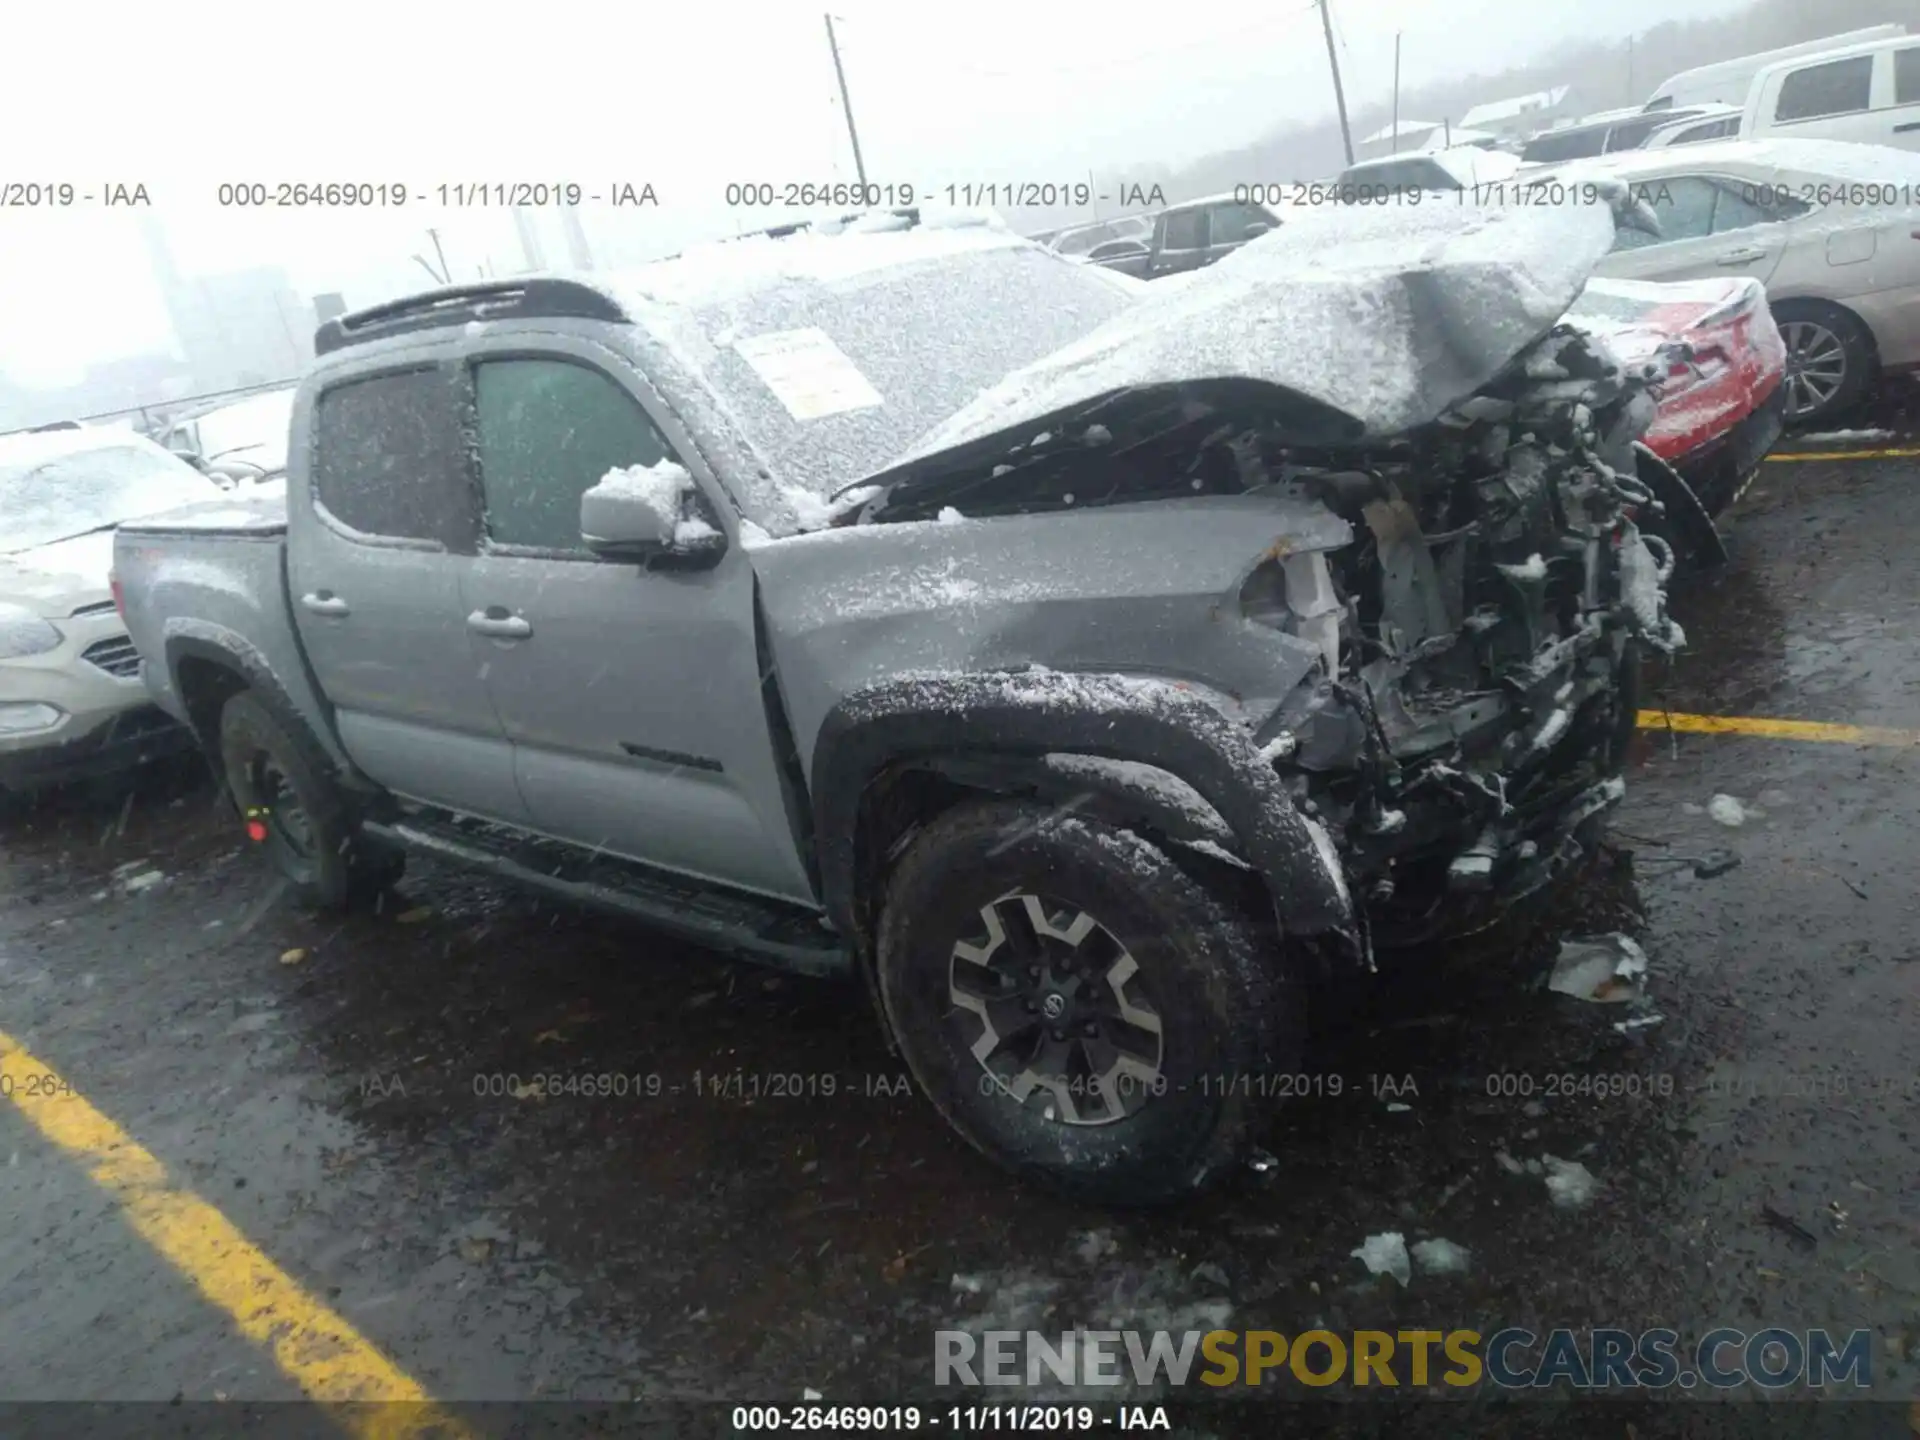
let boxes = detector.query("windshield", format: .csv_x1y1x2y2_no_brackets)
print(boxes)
1053,216,1153,256
0,442,219,552
192,389,297,466
660,241,1136,518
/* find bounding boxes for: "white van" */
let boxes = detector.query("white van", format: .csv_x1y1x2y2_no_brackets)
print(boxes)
1742,35,1920,151
1643,27,1905,112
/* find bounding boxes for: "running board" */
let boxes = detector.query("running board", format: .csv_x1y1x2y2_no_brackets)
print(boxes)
363,814,851,978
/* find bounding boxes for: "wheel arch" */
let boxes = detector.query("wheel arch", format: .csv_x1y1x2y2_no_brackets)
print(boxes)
162,630,375,797
810,672,1363,986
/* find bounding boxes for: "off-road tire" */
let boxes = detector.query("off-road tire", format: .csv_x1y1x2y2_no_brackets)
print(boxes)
876,798,1297,1206
218,691,403,910
1773,299,1875,428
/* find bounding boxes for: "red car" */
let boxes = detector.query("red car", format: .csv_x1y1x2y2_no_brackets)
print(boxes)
1566,275,1788,520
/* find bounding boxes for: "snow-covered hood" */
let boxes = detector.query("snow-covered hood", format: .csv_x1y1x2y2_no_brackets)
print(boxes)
879,192,1627,472
0,529,117,615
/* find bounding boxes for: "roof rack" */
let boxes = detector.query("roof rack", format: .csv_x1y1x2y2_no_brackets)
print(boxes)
313,278,630,357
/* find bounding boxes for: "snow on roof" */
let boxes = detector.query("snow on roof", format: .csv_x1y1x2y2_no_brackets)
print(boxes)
1358,118,1444,144
0,426,170,480
608,213,1025,313
1547,137,1920,187
882,192,1622,465
1461,86,1571,129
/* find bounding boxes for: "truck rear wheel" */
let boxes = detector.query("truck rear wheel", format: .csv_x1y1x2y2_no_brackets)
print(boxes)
875,798,1296,1206
218,692,403,910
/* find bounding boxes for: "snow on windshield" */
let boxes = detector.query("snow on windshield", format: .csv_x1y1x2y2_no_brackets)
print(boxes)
613,234,1135,534
0,439,218,553
892,192,1621,467
192,388,297,467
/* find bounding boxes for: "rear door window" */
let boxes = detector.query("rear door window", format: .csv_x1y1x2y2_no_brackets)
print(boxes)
311,368,475,550
1895,45,1920,105
1159,209,1207,251
470,357,684,554
1773,55,1873,122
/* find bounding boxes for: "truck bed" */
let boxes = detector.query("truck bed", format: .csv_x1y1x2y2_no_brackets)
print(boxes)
112,488,354,774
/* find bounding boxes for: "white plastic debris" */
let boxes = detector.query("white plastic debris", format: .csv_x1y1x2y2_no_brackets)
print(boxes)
1542,1155,1600,1210
120,870,166,894
1385,1102,1412,1113
936,506,967,524
1547,934,1648,1004
1707,794,1747,827
803,1387,824,1401
1349,1231,1411,1287
1495,1151,1526,1175
1614,1013,1664,1035
950,1274,987,1294
1410,1238,1472,1275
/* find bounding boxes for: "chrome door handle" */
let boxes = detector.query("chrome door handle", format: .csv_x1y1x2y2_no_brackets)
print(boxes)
467,608,532,639
299,591,350,617
1713,246,1766,264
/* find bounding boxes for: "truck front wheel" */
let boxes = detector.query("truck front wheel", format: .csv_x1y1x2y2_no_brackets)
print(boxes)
217,692,403,910
875,798,1297,1206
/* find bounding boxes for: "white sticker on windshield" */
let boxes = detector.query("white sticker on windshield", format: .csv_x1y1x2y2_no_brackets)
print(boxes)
732,328,884,421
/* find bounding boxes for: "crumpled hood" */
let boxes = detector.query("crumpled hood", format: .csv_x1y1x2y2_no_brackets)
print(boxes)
0,530,117,615
885,194,1624,468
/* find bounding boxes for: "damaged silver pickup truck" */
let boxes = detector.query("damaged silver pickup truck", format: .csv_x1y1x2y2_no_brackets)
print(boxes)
112,198,1682,1205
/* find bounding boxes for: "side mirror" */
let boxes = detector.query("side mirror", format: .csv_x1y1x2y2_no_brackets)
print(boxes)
580,465,729,568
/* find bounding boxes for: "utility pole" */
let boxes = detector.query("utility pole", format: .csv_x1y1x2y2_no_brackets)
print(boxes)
1391,32,1402,155
824,14,868,189
1318,0,1355,167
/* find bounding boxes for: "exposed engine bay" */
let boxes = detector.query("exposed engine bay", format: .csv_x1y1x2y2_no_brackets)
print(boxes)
855,321,1685,946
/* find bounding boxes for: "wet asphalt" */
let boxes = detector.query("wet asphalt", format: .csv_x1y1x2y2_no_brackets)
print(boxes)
1,391,1917,1438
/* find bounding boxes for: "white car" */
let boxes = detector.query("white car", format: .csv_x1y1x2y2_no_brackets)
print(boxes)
0,430,222,792
1335,145,1522,197
1531,139,1920,423
157,387,296,488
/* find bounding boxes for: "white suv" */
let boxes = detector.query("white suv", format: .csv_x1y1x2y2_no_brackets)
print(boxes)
0,430,220,792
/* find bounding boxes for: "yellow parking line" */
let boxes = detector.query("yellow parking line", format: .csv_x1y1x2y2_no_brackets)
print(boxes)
1637,709,1920,746
0,1029,469,1439
1765,446,1920,462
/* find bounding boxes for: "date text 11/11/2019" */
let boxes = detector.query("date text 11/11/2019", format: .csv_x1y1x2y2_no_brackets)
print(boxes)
209,182,659,209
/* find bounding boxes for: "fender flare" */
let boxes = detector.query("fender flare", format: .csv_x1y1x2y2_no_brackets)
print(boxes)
809,669,1361,969
161,625,372,792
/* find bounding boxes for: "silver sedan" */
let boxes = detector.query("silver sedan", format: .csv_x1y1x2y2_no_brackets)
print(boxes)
1533,139,1920,424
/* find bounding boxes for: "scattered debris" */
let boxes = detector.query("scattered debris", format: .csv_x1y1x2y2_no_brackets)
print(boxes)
1542,1156,1600,1210
951,1274,987,1295
1706,794,1747,827
278,948,307,966
1760,1203,1819,1249
1693,851,1741,879
1385,1102,1412,1113
1613,1013,1664,1035
803,1388,823,1402
120,869,166,894
1410,1238,1472,1275
1349,1232,1411,1287
394,906,433,925
1547,934,1648,1003
1246,1148,1278,1174
1494,1151,1526,1175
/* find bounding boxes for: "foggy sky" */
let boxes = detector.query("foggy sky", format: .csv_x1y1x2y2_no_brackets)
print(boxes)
2,0,1754,388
